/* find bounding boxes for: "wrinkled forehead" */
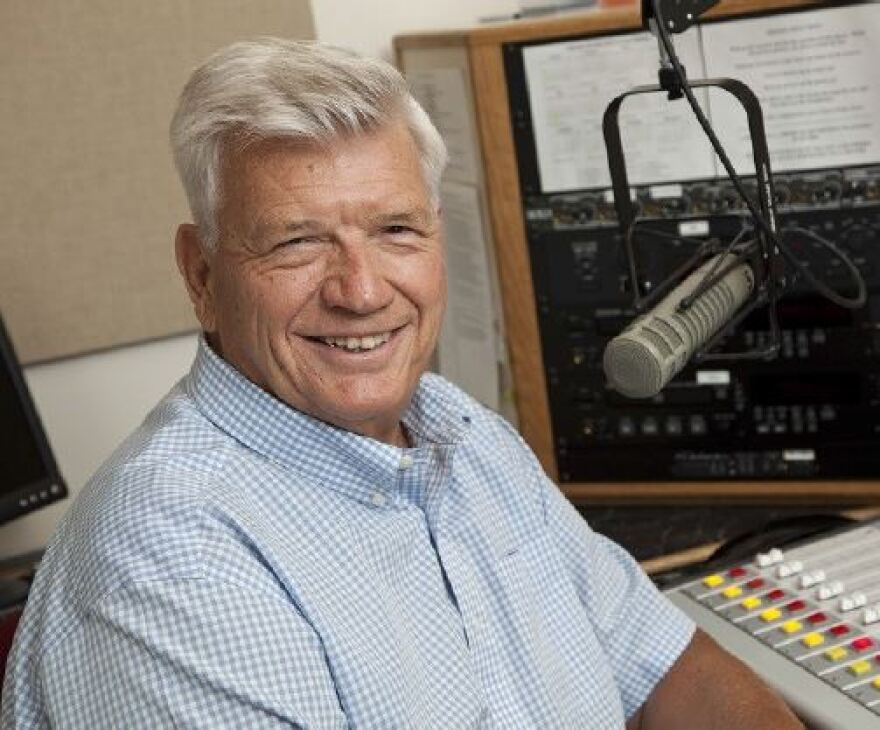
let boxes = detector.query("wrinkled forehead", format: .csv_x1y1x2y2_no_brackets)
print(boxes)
215,124,435,236
221,115,423,183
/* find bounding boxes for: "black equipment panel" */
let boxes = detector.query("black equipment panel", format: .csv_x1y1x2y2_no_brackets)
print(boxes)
504,29,880,483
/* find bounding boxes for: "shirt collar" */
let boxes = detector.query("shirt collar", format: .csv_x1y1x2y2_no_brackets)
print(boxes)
186,337,470,505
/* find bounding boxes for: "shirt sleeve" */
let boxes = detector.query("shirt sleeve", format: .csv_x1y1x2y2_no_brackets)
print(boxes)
539,475,695,718
38,578,347,730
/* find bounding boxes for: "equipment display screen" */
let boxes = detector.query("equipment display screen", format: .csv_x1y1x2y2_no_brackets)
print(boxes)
750,372,861,405
740,294,857,330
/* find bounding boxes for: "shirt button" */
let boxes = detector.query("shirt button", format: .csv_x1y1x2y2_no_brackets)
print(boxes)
399,454,414,470
370,492,387,507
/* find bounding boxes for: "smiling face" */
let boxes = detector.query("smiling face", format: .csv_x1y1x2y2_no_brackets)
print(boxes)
175,121,446,446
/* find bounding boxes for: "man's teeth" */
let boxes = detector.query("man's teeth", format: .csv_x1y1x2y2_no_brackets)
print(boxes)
319,332,392,351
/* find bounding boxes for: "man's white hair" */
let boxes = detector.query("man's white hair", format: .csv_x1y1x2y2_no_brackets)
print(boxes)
170,38,448,249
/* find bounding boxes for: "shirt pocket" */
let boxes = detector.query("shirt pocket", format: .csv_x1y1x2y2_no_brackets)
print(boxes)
493,532,626,726
496,530,585,643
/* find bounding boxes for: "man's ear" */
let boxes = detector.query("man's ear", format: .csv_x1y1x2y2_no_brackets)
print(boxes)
175,223,217,333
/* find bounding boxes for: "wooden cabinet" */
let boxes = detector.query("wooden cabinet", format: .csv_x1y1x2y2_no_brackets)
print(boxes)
395,0,880,502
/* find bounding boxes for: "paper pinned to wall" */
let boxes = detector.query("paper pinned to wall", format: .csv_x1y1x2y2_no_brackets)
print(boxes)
522,29,712,192
407,67,481,184
702,3,880,176
437,181,499,410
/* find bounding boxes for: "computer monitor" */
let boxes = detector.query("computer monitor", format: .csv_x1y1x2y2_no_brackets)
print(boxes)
0,314,66,527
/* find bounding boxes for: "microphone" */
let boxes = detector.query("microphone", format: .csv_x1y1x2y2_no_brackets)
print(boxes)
603,253,755,398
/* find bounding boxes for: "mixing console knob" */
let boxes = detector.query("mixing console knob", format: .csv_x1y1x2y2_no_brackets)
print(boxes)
812,179,841,205
774,184,791,207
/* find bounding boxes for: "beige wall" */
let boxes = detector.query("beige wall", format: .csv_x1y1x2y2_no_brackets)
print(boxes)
0,0,315,364
311,0,517,60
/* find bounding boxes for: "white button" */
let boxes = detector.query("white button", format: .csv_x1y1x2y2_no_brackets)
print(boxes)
864,604,880,625
370,492,387,507
818,580,844,600
399,454,414,470
800,569,826,589
777,560,803,578
840,592,868,612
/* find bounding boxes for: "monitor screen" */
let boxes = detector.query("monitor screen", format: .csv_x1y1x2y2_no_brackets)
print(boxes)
0,316,66,524
519,1,880,193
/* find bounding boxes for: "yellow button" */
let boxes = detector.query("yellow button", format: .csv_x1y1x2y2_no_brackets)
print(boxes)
760,608,782,622
848,660,872,676
802,632,824,648
825,647,848,662
722,586,742,599
741,596,762,610
873,677,880,690
781,620,802,635
703,574,724,588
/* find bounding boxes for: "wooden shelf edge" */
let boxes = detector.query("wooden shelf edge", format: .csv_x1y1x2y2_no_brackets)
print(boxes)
562,481,880,503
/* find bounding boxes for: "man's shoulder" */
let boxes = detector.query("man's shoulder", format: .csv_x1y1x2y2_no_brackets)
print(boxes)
39,384,244,604
7,385,242,683
103,379,235,473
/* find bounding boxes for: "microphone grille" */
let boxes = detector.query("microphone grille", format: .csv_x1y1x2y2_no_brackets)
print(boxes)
602,334,664,399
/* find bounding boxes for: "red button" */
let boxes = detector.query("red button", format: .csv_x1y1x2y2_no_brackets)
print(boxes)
852,637,875,652
786,599,806,612
746,578,765,590
806,612,827,625
829,625,850,637
767,589,786,601
729,567,747,578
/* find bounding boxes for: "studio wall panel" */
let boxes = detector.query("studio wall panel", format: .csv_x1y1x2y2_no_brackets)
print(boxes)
0,0,315,363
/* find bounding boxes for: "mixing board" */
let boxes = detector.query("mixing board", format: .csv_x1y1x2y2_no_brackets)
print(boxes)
666,519,880,728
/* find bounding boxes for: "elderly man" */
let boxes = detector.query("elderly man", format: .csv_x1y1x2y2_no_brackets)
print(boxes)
3,39,801,729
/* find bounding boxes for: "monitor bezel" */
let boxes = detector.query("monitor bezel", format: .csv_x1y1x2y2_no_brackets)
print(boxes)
0,315,67,524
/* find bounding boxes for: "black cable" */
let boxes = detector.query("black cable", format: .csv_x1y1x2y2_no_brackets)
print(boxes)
627,214,758,309
778,226,867,308
650,0,866,310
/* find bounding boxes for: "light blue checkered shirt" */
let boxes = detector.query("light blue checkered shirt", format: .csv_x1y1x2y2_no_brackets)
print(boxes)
3,338,693,729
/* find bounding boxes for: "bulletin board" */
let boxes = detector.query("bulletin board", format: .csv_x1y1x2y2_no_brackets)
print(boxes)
0,0,315,364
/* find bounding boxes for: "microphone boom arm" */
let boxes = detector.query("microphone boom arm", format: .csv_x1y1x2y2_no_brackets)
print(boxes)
602,77,784,362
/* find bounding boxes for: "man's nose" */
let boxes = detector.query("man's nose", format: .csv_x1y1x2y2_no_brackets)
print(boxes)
321,239,394,314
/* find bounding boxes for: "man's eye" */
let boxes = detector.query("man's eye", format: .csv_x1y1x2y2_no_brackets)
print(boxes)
384,225,415,236
279,235,319,248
